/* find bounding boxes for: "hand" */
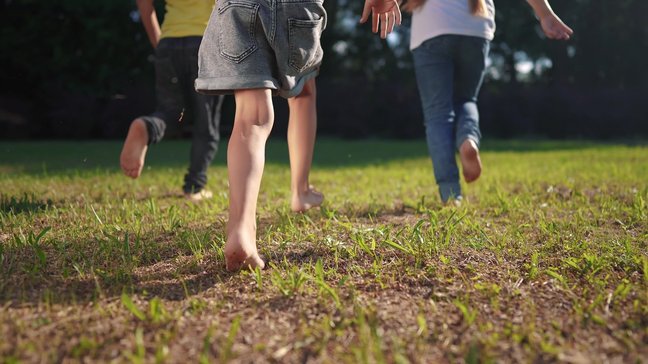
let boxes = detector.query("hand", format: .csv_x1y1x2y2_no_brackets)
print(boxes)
360,0,402,39
540,13,573,40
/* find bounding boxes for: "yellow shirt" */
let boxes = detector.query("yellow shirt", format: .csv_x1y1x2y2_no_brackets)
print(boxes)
160,0,214,39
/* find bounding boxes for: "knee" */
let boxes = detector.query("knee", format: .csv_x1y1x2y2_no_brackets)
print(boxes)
234,90,274,135
237,112,274,130
235,106,274,137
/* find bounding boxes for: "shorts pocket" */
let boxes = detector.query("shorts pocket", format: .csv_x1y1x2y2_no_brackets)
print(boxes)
288,17,325,72
217,0,259,63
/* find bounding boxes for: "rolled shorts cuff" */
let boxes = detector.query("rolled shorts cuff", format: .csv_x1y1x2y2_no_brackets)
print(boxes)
280,69,319,98
195,68,319,99
195,76,279,96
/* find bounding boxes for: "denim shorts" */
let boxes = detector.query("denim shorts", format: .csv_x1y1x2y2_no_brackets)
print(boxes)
196,0,327,98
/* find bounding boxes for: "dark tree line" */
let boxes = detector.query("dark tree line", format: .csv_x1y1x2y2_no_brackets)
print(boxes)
1,0,646,139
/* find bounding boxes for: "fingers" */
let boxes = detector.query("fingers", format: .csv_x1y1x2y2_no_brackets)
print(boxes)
387,11,395,36
555,16,573,37
380,8,399,38
544,17,573,41
554,26,572,40
395,3,402,26
564,24,574,36
554,22,572,40
562,24,574,39
548,28,560,40
381,12,388,39
372,8,379,33
362,0,402,37
360,1,371,24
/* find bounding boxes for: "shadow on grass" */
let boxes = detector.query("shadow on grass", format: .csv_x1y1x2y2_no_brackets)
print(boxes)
0,212,332,303
0,194,52,214
0,219,355,306
0,251,235,305
1,139,639,176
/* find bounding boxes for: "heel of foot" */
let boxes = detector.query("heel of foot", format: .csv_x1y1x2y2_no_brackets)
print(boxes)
291,188,324,213
460,140,482,183
120,120,149,179
224,229,264,272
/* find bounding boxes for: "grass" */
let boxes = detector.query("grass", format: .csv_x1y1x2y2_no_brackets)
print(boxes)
0,138,646,363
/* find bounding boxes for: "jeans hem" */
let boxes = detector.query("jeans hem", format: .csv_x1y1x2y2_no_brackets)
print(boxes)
457,134,481,149
138,116,167,145
183,184,206,194
438,182,462,203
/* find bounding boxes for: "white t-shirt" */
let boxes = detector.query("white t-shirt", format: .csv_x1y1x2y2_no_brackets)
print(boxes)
410,0,496,50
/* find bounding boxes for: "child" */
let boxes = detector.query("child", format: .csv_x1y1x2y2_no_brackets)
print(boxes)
406,0,573,204
120,0,225,201
196,0,402,270
286,77,324,213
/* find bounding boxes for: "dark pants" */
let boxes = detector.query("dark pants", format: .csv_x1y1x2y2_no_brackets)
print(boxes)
141,36,224,194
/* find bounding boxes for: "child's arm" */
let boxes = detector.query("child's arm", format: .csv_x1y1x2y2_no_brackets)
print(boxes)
526,0,573,40
136,0,162,48
360,0,402,39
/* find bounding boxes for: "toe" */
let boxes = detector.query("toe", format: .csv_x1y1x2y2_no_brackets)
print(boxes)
226,253,265,272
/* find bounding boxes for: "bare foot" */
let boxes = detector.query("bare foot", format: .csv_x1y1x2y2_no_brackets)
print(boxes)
445,196,463,207
224,228,265,272
120,119,149,179
459,139,482,183
291,185,324,212
184,189,213,202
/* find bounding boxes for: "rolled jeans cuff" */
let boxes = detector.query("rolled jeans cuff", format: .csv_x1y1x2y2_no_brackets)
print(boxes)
458,134,481,150
139,115,166,145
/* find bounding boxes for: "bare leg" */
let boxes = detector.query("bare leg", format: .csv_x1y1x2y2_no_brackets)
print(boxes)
287,78,324,212
459,138,482,183
120,118,149,179
224,89,274,272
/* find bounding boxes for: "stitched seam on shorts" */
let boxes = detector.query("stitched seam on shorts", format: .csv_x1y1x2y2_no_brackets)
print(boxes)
270,2,277,45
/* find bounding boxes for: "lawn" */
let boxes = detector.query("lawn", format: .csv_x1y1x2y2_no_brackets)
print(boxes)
0,139,646,363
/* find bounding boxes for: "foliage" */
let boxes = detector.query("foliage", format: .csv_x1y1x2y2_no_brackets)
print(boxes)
0,0,647,139
0,0,153,96
492,0,648,88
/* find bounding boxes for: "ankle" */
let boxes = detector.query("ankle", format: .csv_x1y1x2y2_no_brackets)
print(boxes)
227,220,256,235
129,119,149,139
461,138,479,151
291,183,310,196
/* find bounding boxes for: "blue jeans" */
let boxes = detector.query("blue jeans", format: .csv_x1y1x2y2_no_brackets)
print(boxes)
142,37,224,194
412,35,489,202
